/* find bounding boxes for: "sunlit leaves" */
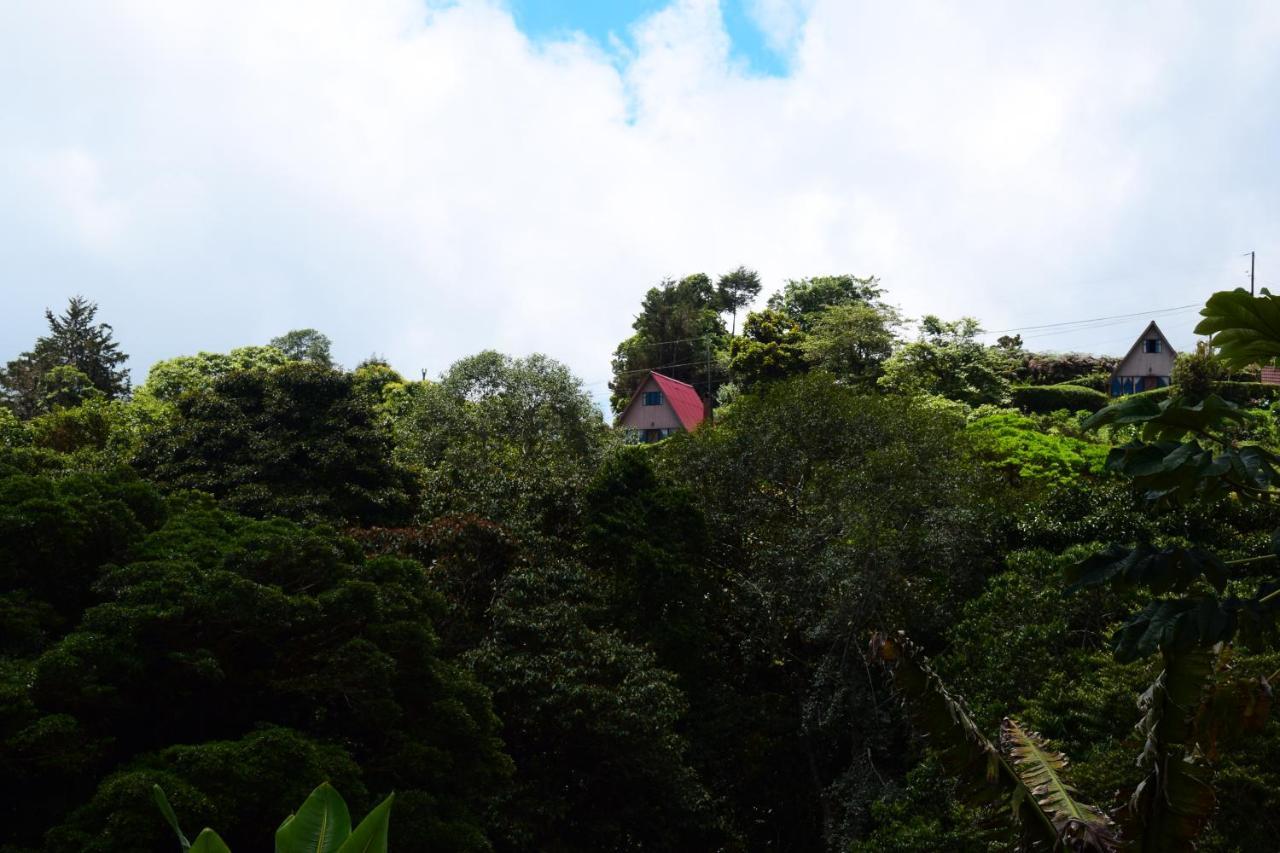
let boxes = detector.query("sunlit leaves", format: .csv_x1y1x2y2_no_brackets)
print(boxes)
1193,288,1280,369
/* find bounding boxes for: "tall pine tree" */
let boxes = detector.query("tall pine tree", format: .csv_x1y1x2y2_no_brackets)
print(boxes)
1,296,130,417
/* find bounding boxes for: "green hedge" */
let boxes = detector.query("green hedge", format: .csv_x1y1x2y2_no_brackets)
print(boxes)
1093,381,1280,408
1011,384,1109,414
1053,372,1110,393
1206,381,1280,406
1122,386,1173,403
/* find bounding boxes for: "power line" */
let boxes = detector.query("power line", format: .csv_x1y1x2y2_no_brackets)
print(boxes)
1016,311,1198,341
583,358,711,386
984,303,1200,335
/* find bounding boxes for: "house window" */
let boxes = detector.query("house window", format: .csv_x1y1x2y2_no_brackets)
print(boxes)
1143,339,1162,354
643,391,662,406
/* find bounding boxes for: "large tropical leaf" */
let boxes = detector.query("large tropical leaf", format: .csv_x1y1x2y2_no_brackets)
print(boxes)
1113,598,1235,663
999,719,1117,851
189,829,233,853
1193,288,1280,369
870,633,1064,849
1121,649,1217,853
153,786,192,851
1067,543,1227,595
1085,394,1245,440
1113,591,1280,663
335,793,393,853
276,783,352,853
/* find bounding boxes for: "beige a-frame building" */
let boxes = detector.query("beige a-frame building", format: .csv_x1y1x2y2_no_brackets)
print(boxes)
1109,321,1176,396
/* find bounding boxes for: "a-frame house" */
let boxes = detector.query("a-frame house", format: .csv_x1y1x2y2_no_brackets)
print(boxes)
1109,321,1176,396
615,371,708,443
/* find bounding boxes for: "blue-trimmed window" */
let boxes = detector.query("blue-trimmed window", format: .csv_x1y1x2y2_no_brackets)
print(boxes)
1143,339,1162,354
643,391,662,406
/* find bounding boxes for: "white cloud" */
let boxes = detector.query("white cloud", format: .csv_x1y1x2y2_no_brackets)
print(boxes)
2,0,1278,399
746,0,814,55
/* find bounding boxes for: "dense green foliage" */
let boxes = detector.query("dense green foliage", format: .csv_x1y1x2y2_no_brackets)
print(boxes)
135,363,416,525
7,286,1280,852
1,297,130,417
1010,383,1109,414
880,316,1016,405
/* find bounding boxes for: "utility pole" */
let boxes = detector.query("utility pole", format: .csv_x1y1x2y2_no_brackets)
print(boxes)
1251,250,1256,295
705,337,712,401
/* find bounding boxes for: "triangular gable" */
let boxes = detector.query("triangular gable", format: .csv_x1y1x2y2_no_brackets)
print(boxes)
615,371,706,431
1110,321,1176,377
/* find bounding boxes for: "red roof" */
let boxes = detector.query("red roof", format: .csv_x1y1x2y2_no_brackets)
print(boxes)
649,372,706,431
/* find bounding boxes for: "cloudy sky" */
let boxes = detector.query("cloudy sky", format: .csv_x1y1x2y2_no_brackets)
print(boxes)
4,0,1279,401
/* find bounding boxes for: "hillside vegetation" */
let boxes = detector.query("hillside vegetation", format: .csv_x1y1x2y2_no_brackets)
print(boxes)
3,281,1280,852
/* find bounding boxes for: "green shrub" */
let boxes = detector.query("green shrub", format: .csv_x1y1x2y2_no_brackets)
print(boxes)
1010,384,1108,414
1205,381,1280,406
1118,381,1280,407
1117,385,1173,403
967,412,1107,488
1055,371,1110,392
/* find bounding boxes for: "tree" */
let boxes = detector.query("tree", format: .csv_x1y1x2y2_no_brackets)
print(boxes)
609,274,728,412
470,558,722,850
269,329,334,367
1171,340,1230,400
135,362,416,525
657,373,1006,848
1,297,130,417
767,275,883,330
726,308,807,387
395,351,606,539
868,289,1280,851
137,346,292,404
715,266,762,337
36,364,105,411
1016,352,1119,388
802,302,901,382
996,333,1024,351
880,316,1015,406
3,498,509,852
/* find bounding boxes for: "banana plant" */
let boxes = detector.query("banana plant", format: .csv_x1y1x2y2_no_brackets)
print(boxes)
153,783,394,853
871,632,1119,852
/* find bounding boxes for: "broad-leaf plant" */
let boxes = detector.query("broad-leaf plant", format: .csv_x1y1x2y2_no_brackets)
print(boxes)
154,783,394,853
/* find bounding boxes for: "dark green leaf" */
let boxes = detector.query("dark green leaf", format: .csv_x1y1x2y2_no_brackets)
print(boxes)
1067,543,1228,595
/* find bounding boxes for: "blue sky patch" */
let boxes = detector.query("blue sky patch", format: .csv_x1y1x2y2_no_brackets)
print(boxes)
507,0,791,77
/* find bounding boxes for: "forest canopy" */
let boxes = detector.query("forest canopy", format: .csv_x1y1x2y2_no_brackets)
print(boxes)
3,288,1279,852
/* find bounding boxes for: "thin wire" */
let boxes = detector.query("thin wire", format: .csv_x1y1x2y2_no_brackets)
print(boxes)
583,359,711,386
985,303,1200,334
1015,308,1199,340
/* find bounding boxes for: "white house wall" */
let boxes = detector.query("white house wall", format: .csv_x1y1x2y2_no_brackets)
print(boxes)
617,376,684,430
1114,347,1175,379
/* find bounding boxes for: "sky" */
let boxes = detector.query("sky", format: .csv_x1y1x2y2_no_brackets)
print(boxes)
3,0,1280,405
